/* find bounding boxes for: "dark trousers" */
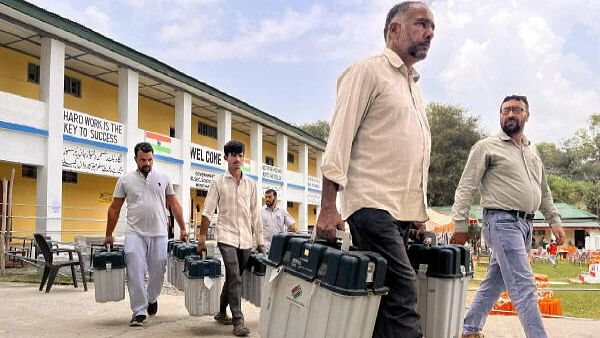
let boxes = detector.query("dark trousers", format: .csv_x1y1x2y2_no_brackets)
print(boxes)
347,208,422,338
218,242,251,324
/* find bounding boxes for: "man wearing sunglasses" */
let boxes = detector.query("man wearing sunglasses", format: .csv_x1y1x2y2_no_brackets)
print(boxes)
451,95,565,338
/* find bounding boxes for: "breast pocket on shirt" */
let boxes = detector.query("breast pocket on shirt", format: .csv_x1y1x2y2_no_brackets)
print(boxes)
528,158,543,184
238,192,251,215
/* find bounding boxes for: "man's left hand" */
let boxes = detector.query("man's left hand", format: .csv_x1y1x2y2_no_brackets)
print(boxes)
179,229,189,242
256,245,265,254
553,226,566,246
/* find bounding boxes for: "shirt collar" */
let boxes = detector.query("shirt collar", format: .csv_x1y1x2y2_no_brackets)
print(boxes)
383,48,420,82
136,169,151,180
224,169,245,180
497,130,530,145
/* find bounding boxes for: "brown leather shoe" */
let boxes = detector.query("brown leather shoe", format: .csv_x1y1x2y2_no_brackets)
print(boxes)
214,312,233,325
462,333,484,338
232,323,250,337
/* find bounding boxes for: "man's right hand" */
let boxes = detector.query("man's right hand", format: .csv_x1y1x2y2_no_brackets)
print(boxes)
450,232,469,245
103,235,114,247
316,206,343,243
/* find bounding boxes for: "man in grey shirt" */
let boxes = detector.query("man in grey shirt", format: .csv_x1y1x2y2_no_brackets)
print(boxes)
104,142,188,326
451,95,565,338
262,189,297,252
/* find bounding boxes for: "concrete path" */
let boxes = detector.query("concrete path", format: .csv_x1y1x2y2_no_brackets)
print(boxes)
0,282,599,337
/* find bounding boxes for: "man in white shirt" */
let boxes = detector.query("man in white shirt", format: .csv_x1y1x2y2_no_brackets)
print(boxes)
261,189,298,251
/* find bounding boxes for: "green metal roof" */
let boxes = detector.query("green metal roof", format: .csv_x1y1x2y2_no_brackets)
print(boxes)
432,203,598,223
0,0,327,149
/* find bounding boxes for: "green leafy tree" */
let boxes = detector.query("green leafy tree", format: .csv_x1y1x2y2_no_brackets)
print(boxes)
296,120,330,142
427,102,484,206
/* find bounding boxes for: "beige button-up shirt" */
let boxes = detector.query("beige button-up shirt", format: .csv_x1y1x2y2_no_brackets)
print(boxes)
321,48,431,222
202,171,263,249
451,131,562,232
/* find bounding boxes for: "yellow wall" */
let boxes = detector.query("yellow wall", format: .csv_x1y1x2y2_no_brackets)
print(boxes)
263,142,277,165
0,162,37,238
63,69,118,121
0,47,40,100
308,158,317,177
62,173,117,242
191,116,218,149
308,205,317,226
287,202,299,225
138,96,174,135
232,130,251,158
287,149,299,171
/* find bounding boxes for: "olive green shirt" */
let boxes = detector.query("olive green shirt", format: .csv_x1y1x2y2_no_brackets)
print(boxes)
322,48,431,222
451,131,561,232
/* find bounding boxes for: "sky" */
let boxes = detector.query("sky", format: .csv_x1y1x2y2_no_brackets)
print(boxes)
26,0,600,144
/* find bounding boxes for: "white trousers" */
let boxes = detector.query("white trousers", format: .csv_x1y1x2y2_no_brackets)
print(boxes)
124,233,167,316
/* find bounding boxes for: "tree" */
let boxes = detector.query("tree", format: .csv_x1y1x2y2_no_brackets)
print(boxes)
296,120,330,142
427,102,485,206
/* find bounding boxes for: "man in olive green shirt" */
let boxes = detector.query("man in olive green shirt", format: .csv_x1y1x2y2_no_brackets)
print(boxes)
451,95,565,338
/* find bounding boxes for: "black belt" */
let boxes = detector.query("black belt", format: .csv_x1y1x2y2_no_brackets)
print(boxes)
486,208,535,221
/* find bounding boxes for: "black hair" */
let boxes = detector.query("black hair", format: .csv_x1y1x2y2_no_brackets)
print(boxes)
224,140,245,157
265,189,277,198
384,1,423,41
501,95,529,111
134,142,154,157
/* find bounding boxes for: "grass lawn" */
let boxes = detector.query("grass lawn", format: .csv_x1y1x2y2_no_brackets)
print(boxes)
469,257,600,319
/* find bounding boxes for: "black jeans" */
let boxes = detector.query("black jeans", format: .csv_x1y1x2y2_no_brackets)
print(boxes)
347,208,422,338
218,243,251,325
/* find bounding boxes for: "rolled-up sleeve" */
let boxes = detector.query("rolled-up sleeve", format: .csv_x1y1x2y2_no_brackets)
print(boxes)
452,142,488,232
321,63,376,191
201,177,219,219
538,166,562,228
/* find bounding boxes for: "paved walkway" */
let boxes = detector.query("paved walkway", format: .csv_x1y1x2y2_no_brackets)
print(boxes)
0,282,599,337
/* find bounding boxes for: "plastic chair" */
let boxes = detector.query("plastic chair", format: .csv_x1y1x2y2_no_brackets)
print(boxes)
33,234,88,293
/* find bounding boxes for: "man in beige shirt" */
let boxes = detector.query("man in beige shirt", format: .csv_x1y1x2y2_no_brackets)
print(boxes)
197,140,264,337
451,95,565,338
317,2,434,337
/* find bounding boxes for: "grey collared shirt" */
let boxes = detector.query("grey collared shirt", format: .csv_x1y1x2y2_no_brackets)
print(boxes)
451,131,562,232
261,205,295,251
321,48,431,222
113,170,174,237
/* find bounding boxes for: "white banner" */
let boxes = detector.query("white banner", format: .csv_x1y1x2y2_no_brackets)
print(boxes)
307,176,321,190
262,164,283,181
190,143,224,169
190,169,219,191
63,109,124,145
307,191,321,205
62,143,124,177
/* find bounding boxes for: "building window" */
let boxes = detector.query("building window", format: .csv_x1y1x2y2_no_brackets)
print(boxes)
196,190,208,197
287,153,295,163
27,63,40,83
64,75,81,97
198,122,218,139
169,126,176,138
21,165,37,179
265,156,274,166
62,171,78,183
313,208,317,215
287,201,294,209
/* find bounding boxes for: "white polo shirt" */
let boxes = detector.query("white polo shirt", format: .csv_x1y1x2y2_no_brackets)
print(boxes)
113,169,175,237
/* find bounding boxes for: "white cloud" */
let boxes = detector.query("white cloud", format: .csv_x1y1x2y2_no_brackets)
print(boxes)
26,0,114,37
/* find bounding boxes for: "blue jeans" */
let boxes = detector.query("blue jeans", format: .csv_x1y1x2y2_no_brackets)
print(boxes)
463,209,547,338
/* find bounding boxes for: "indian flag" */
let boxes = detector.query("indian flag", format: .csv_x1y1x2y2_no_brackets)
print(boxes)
242,158,251,174
145,131,171,154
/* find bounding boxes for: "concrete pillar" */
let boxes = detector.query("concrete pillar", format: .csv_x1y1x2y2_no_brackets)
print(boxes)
118,68,139,172
276,133,288,209
217,110,232,152
251,123,263,206
36,37,65,241
298,143,309,232
175,91,192,238
316,151,323,217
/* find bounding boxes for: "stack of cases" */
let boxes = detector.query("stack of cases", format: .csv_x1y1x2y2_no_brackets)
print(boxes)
184,255,223,316
92,247,126,303
242,253,267,307
172,242,198,291
259,233,388,338
407,244,473,338
167,240,183,287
